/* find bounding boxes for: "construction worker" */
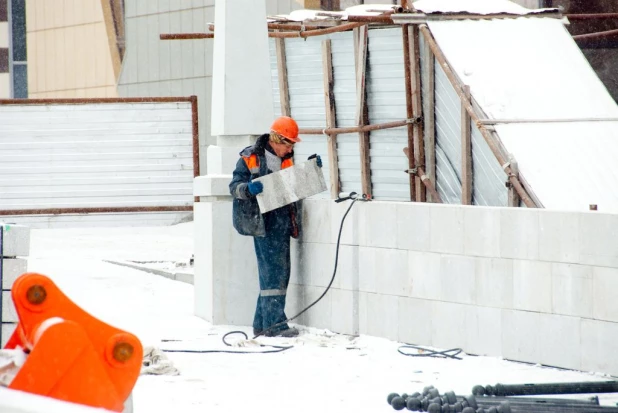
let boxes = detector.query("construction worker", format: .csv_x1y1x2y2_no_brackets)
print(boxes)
229,116,322,338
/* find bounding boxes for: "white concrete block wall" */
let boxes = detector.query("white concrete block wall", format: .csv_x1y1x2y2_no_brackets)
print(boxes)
198,196,618,374
286,199,618,375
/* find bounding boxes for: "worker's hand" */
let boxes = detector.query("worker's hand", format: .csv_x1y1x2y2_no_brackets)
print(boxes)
247,181,264,196
308,154,323,168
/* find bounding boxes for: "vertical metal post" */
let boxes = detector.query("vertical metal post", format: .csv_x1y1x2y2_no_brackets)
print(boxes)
422,32,436,202
275,38,291,117
410,25,425,202
322,39,340,198
402,24,416,201
354,25,372,198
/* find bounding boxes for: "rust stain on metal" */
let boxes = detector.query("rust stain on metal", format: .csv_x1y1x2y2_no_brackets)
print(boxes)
0,97,194,105
0,207,193,216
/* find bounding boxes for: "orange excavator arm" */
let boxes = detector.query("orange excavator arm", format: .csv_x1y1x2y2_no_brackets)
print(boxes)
3,272,143,412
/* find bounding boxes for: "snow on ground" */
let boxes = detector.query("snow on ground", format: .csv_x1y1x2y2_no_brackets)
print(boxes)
25,222,618,413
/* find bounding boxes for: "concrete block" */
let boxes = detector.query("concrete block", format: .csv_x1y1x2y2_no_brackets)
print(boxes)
364,292,399,341
302,199,332,244
475,258,513,309
193,174,234,197
431,301,468,351
580,212,618,268
1,323,16,347
359,202,398,249
581,319,618,376
330,288,357,335
286,283,305,325
290,239,309,286
330,199,360,246
216,285,256,327
375,248,410,297
331,245,358,291
359,292,368,334
512,260,552,313
254,159,327,214
430,205,464,255
592,266,618,323
398,297,432,346
396,203,431,252
440,255,476,305
551,263,593,318
1,291,17,322
303,242,335,288
502,310,581,371
194,201,257,324
409,251,441,300
463,206,500,258
465,306,502,357
302,285,333,330
500,208,539,260
2,258,27,290
358,247,377,293
539,210,580,264
1,225,30,257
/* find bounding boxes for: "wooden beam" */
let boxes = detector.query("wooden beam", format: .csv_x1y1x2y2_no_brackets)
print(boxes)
275,38,291,117
410,25,425,202
461,85,472,205
322,39,340,199
421,31,436,202
354,25,372,198
402,25,416,202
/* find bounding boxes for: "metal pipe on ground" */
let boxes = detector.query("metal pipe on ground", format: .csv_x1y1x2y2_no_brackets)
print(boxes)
473,381,618,397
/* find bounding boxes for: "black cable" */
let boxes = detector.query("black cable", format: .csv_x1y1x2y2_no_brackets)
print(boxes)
162,195,362,355
398,344,463,360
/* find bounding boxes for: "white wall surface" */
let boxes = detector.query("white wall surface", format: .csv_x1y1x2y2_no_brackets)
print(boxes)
196,199,618,375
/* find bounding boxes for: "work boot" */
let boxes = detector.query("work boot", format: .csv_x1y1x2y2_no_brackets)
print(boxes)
273,327,299,338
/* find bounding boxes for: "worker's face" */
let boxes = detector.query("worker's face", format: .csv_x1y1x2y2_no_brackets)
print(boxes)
270,139,295,158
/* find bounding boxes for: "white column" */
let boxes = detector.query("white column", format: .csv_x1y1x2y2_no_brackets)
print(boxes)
194,0,274,324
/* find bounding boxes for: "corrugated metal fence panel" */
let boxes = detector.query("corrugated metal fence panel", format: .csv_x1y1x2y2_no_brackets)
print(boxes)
331,32,361,195
471,124,508,206
284,35,329,198
0,102,194,210
366,28,410,201
269,38,283,118
434,58,463,204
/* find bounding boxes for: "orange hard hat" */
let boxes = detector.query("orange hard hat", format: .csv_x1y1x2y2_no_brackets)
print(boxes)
270,116,301,143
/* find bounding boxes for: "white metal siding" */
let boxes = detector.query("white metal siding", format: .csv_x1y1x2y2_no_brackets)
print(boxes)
366,28,410,201
434,58,463,204
471,124,508,206
0,102,194,215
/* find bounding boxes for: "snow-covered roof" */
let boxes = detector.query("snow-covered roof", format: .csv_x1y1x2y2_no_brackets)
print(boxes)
414,0,543,15
428,16,618,211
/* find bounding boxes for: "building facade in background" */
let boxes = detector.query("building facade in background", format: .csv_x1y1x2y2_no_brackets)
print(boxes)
25,0,120,98
0,0,27,98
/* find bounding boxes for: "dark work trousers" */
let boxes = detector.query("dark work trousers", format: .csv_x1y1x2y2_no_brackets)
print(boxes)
252,208,292,334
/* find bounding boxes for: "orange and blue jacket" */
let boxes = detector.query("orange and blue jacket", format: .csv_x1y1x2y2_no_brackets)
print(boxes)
229,134,300,238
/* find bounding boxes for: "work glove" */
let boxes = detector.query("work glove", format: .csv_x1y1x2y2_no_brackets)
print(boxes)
308,154,323,168
247,180,264,196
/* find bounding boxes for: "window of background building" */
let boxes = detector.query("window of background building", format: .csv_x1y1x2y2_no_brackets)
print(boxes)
9,0,27,98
